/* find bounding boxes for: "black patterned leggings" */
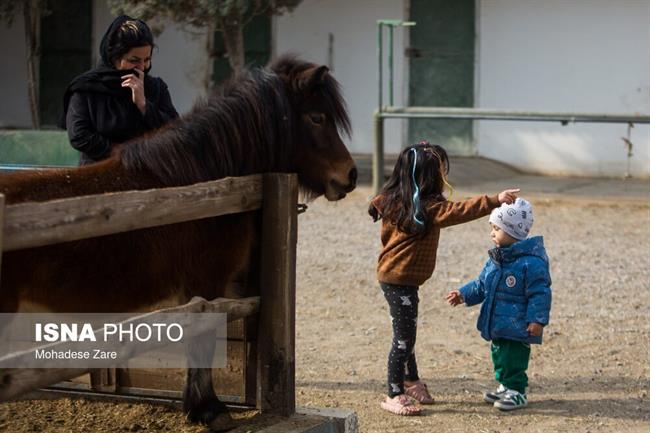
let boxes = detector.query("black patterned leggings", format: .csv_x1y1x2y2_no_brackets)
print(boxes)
381,282,420,397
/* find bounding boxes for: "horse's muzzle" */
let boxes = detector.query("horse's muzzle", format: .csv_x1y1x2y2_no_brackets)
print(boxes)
325,165,357,201
348,166,358,189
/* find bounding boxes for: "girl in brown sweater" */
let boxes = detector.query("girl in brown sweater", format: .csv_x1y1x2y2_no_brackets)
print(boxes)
369,141,519,415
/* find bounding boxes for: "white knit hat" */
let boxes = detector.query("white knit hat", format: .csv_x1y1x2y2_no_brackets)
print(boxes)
489,197,534,240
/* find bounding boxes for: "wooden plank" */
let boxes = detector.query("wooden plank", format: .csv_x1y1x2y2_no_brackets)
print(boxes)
116,368,185,392
257,173,297,416
0,368,91,401
226,316,258,341
115,340,247,402
21,388,257,412
21,388,183,409
3,175,263,251
0,296,259,401
245,340,258,406
68,373,91,386
228,319,245,340
89,368,116,393
0,194,4,282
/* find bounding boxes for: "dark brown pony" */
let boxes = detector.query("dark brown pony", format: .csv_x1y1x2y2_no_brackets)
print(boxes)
0,55,356,424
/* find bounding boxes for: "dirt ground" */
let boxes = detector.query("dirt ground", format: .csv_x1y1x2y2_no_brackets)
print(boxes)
1,185,649,432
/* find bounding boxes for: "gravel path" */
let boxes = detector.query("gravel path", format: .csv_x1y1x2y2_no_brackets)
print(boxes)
294,186,650,433
1,185,649,432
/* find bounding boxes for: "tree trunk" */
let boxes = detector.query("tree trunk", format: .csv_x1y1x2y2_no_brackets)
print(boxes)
221,12,245,76
23,0,40,129
203,21,215,92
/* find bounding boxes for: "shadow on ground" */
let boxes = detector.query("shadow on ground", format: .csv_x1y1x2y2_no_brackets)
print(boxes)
298,376,650,421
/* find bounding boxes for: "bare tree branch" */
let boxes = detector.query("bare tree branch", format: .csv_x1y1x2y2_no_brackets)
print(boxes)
107,0,302,76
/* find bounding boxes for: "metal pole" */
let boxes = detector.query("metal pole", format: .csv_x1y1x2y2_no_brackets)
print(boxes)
388,25,394,106
373,111,384,194
374,21,385,195
374,21,416,194
379,106,650,124
623,122,634,179
377,22,383,111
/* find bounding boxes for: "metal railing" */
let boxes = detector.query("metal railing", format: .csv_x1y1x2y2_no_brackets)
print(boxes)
373,20,650,193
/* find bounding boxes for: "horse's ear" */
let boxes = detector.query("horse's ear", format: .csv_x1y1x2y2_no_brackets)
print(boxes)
298,65,329,91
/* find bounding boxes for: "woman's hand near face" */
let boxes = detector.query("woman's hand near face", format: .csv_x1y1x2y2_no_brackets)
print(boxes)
121,68,146,114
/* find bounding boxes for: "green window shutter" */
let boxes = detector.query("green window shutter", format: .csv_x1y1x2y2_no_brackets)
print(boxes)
212,14,271,85
39,0,92,127
408,0,475,155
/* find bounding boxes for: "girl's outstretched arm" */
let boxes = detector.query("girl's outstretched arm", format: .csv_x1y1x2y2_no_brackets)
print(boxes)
427,188,520,228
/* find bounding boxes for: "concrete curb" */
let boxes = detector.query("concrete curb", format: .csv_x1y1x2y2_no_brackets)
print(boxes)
224,407,358,433
296,407,358,433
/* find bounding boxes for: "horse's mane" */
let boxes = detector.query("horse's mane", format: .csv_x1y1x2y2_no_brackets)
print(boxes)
120,55,351,188
271,55,351,137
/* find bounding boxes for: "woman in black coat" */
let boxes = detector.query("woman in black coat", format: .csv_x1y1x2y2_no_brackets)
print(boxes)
60,15,179,165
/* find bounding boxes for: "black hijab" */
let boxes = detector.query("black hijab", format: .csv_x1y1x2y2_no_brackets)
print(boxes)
59,15,161,129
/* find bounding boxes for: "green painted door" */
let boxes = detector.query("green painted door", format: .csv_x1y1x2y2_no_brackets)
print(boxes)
408,0,475,155
212,14,271,85
39,0,92,127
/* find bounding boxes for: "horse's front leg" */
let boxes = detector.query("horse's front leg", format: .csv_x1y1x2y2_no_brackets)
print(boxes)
183,333,232,426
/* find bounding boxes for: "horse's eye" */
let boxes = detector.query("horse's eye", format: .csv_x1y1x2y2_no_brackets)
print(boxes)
308,113,325,126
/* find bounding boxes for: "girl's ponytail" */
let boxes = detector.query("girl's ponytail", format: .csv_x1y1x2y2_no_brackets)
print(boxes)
410,148,425,228
370,141,451,235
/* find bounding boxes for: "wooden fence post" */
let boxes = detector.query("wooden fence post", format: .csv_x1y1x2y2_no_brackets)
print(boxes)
90,369,116,393
257,174,297,416
0,194,4,283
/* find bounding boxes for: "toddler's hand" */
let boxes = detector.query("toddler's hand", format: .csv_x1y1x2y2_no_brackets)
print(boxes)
527,323,543,336
497,188,520,204
446,290,464,307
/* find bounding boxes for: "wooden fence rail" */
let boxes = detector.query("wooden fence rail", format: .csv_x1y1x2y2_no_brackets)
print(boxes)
2,174,263,252
0,296,260,401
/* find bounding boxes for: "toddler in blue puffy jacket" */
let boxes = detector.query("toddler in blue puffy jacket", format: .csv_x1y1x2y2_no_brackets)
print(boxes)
446,197,552,411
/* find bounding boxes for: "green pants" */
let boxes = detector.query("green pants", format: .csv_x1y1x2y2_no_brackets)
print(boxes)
491,338,530,394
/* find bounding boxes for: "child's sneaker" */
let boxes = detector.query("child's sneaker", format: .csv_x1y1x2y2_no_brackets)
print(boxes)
483,384,508,403
493,389,527,411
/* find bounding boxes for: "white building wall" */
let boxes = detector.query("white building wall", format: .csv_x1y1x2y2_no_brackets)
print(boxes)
5,1,649,178
476,0,650,178
93,1,210,116
0,18,32,128
275,0,409,155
